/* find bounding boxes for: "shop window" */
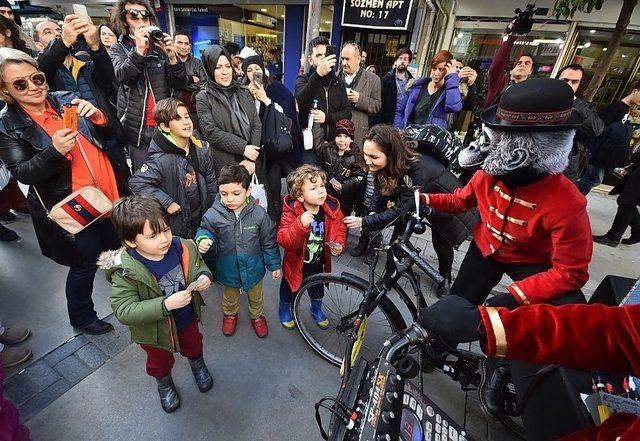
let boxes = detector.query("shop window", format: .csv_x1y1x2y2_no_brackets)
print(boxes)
573,28,640,110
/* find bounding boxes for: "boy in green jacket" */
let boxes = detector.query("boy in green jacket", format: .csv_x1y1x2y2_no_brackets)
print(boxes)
99,195,213,413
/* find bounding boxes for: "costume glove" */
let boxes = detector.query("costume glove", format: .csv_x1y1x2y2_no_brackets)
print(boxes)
416,295,483,343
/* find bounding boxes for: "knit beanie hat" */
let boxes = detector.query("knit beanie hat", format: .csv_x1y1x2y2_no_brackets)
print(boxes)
335,119,355,139
242,55,264,75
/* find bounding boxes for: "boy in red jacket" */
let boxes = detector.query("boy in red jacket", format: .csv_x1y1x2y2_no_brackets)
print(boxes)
277,165,347,329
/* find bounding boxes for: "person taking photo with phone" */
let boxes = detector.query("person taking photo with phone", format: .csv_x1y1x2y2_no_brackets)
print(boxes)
110,0,188,171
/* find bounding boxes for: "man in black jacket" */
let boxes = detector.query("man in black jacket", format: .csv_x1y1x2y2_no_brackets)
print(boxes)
556,64,604,182
174,30,206,129
110,0,187,171
295,36,351,164
372,47,413,125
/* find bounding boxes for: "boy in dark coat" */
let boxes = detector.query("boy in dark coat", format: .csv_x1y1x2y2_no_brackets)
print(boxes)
315,119,365,216
129,98,217,238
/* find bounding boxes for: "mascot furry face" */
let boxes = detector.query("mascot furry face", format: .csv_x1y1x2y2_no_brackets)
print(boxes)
459,127,575,176
459,78,582,178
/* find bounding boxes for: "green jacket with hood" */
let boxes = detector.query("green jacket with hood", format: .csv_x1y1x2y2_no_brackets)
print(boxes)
98,238,211,352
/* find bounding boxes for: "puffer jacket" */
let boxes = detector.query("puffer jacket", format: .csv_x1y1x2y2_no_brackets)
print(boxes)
394,75,463,129
195,195,281,291
316,141,365,195
364,153,478,247
0,91,129,267
128,131,217,238
110,35,188,148
100,238,211,352
277,195,347,292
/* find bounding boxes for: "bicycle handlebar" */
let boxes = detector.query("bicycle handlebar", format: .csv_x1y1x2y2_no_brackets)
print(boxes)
382,323,431,362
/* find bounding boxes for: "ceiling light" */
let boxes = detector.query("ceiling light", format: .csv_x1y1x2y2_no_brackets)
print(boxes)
280,14,284,18
260,8,268,12
589,29,596,34
324,20,331,24
457,32,463,38
602,47,607,51
584,41,591,48
622,54,628,58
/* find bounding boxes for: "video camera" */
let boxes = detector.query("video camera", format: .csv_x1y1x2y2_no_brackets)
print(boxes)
509,3,546,36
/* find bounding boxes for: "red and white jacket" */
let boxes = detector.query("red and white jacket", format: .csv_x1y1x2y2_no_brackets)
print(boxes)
428,170,592,305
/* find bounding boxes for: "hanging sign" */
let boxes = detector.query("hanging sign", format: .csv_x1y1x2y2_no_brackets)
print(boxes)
342,0,413,30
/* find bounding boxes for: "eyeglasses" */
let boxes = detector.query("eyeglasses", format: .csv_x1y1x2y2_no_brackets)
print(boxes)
125,9,150,21
8,72,47,92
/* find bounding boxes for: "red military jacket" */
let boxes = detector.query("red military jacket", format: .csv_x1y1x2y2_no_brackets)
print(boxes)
277,195,347,292
428,170,592,305
480,302,640,440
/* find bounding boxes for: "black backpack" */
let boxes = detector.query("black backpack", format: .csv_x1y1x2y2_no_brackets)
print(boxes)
403,124,464,172
262,103,293,157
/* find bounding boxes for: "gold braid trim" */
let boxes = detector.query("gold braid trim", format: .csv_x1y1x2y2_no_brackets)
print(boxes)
510,283,530,305
486,307,507,358
493,186,538,209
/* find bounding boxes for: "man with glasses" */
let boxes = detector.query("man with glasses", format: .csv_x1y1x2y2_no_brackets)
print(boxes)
110,0,187,170
339,42,380,148
373,47,413,125
556,64,604,182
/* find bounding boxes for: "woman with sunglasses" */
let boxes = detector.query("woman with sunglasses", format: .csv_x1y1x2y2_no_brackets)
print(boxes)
110,0,187,171
0,48,129,335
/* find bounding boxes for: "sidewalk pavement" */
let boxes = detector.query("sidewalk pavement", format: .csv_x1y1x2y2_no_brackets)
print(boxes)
1,191,638,440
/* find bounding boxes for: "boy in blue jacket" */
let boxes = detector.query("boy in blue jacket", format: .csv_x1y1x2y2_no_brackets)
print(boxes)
195,165,281,338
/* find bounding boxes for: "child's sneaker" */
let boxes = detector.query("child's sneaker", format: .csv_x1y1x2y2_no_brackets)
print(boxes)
251,315,269,338
310,299,330,329
279,301,296,329
222,314,238,336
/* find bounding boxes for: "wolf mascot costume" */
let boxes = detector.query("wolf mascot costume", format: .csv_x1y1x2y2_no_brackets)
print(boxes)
416,79,640,439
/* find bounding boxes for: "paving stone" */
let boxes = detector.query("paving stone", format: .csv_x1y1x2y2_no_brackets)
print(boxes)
53,355,92,386
4,372,40,406
19,379,71,422
74,344,109,369
43,335,89,367
90,331,131,358
22,360,60,391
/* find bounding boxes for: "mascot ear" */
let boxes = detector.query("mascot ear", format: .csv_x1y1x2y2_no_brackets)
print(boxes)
501,147,530,171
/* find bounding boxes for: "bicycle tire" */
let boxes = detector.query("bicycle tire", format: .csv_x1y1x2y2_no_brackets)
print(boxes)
293,273,406,367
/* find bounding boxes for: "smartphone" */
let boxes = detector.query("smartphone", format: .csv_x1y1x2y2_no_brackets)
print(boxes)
63,104,78,132
325,45,337,58
329,177,340,187
72,4,89,18
253,71,264,87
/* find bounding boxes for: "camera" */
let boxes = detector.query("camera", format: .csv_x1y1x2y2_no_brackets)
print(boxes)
509,3,544,36
147,26,165,42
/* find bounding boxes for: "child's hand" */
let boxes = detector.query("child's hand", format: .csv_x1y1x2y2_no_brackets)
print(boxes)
164,289,192,311
272,269,282,280
300,211,315,228
331,181,343,192
198,238,213,253
167,202,181,214
327,242,343,256
193,274,211,291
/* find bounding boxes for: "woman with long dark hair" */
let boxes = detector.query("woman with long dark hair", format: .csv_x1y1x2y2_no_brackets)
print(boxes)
242,54,302,220
0,15,32,55
343,124,477,295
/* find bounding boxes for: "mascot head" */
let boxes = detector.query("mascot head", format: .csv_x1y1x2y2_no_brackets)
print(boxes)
459,78,583,179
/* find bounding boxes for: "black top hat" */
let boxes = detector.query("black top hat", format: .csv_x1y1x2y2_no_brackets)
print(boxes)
481,78,583,132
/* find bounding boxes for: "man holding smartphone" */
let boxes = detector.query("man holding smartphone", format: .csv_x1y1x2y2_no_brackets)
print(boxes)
295,36,351,163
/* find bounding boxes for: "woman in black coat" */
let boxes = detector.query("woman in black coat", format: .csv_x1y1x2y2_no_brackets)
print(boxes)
242,54,303,220
343,125,477,295
0,48,128,334
195,45,265,183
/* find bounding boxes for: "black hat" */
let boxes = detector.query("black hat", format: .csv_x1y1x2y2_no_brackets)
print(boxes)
242,55,265,76
481,78,583,132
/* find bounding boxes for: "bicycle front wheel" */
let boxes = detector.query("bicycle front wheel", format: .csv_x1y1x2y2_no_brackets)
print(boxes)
293,273,406,367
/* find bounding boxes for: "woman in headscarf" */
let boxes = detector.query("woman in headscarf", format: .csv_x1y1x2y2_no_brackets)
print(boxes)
195,45,264,182
242,54,302,221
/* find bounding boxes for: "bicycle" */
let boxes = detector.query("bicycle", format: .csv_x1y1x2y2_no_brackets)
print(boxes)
296,191,526,438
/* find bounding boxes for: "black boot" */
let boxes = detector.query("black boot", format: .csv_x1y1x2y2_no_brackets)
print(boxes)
0,223,19,242
350,234,368,257
622,235,640,245
478,358,509,420
156,374,180,413
593,235,620,247
435,273,451,298
189,356,213,393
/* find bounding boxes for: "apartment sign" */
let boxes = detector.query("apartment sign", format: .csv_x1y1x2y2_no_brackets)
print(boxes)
342,0,413,30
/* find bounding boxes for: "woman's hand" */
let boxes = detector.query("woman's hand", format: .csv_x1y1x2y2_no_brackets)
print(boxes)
71,98,98,119
239,159,256,175
167,202,181,214
459,67,477,86
444,59,458,78
343,216,363,230
243,145,260,161
52,128,78,156
249,83,270,105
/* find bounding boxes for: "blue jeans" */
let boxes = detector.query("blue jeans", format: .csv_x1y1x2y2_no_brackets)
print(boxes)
65,219,121,327
577,164,605,195
279,277,323,303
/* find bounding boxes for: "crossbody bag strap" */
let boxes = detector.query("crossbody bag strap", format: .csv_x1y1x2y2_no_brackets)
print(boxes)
75,138,100,189
31,185,50,216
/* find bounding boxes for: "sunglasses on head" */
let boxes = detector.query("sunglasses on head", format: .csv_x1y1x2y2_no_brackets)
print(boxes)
9,72,46,92
125,9,150,20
